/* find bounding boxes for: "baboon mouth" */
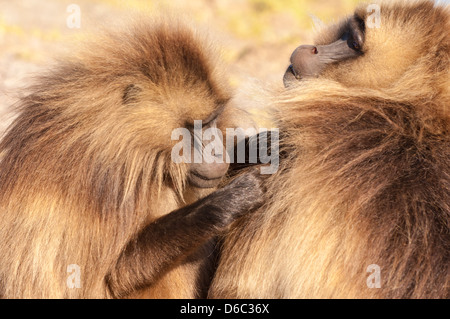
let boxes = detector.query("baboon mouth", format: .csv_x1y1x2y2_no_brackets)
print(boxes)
283,65,300,87
188,171,223,188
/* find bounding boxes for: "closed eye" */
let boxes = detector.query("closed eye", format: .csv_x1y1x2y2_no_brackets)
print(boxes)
185,104,225,132
202,104,226,128
349,37,361,51
348,15,365,51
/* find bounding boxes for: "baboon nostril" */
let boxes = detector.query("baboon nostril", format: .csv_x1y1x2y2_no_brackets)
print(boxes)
312,47,318,54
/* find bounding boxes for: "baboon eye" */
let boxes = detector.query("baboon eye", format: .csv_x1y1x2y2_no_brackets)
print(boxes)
312,47,318,54
352,41,360,50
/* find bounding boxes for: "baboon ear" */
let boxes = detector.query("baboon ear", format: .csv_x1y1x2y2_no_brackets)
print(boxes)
122,84,143,105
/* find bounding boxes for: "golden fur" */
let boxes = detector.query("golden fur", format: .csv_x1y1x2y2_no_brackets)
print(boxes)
210,0,449,298
0,20,245,298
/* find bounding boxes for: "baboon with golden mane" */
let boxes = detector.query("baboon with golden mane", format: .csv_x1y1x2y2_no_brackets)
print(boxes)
0,21,263,298
210,0,449,298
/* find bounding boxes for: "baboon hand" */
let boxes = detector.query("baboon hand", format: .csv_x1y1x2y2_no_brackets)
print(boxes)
204,169,265,229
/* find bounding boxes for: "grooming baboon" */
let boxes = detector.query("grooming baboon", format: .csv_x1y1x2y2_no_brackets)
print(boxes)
210,0,449,298
0,21,263,299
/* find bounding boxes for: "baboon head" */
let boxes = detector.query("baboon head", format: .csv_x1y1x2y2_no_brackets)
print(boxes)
284,0,449,95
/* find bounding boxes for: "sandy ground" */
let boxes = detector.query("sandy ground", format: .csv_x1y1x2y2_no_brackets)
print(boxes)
0,0,359,132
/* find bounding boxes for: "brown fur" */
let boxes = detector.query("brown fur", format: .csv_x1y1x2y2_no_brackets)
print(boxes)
210,0,450,298
0,20,255,298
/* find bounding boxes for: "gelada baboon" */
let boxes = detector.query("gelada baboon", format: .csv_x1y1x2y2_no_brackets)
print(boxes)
210,0,449,298
0,20,263,299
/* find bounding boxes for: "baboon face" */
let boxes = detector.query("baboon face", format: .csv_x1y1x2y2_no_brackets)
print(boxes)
284,1,449,89
127,84,230,189
186,114,231,189
96,25,233,189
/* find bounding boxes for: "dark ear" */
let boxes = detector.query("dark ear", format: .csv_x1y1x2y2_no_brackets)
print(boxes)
122,84,142,105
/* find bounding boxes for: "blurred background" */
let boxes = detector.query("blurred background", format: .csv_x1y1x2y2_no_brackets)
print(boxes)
0,0,361,123
1,0,447,130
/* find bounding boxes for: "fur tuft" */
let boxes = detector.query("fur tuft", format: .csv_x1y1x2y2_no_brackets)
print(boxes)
0,19,231,298
210,0,449,299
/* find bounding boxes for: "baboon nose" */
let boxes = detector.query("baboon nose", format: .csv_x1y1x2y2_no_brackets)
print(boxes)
290,45,320,79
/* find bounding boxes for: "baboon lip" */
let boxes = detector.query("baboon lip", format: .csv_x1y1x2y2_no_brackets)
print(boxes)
287,65,296,76
188,171,223,188
191,170,223,181
283,65,300,87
